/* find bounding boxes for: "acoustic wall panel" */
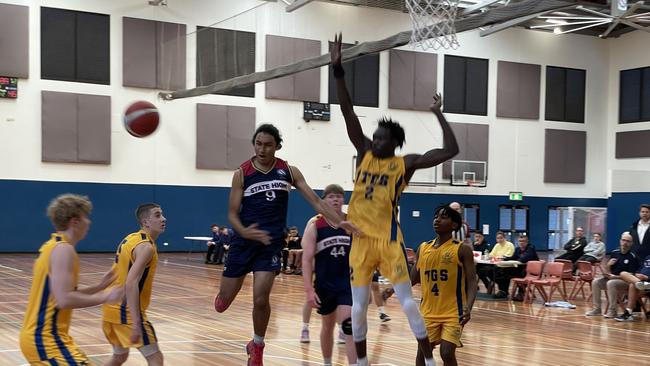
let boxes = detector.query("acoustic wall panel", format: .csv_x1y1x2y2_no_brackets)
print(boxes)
620,67,650,123
388,50,437,111
156,21,186,90
441,123,489,178
77,94,111,163
293,38,321,102
616,130,650,158
328,42,379,107
545,66,585,123
265,35,320,101
443,55,488,115
0,3,29,78
123,17,157,88
544,129,586,183
76,11,110,84
497,61,541,119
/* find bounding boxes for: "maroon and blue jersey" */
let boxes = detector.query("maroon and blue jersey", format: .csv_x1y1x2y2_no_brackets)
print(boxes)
238,157,294,242
313,216,351,293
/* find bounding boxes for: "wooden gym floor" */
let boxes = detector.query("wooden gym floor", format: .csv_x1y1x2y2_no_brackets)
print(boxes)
0,253,648,365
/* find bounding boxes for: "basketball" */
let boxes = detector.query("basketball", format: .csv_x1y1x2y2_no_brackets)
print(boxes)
124,101,159,138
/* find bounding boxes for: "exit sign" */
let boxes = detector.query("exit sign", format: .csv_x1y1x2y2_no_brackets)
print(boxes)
509,192,523,201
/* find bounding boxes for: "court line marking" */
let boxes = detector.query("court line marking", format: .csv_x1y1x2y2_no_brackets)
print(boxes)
0,264,23,272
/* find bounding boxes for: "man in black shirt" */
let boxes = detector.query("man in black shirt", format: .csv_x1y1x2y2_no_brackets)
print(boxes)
494,235,539,300
585,232,639,318
556,227,588,263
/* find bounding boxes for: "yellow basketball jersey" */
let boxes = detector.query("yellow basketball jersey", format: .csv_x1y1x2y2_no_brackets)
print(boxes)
20,233,80,362
417,238,467,323
103,231,158,324
348,151,406,241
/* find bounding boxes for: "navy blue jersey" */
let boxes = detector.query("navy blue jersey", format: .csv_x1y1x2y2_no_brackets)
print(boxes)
313,217,351,292
609,249,639,275
238,158,294,242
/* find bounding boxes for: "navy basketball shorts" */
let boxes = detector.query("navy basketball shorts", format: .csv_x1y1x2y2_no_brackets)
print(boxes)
223,238,283,278
315,286,352,316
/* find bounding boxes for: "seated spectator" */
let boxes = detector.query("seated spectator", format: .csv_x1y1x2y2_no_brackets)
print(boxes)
585,232,638,318
477,231,514,293
213,225,231,264
285,226,303,275
205,224,220,264
493,235,539,300
615,252,650,322
473,232,490,253
556,227,588,263
578,233,606,263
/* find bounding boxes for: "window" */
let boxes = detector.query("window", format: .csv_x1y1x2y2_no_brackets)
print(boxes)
443,55,488,115
328,42,379,108
545,66,586,123
499,205,529,242
619,67,650,123
196,27,255,97
41,7,110,84
548,207,569,250
462,204,480,233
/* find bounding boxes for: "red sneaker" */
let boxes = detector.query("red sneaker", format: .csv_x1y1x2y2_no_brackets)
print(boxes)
214,295,231,313
246,339,265,366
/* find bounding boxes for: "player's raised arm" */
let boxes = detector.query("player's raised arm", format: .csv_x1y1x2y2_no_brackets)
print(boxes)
291,166,361,236
331,33,371,157
403,93,459,182
228,169,271,245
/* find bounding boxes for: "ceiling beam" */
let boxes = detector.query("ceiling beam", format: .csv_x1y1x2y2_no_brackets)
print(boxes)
480,5,576,36
601,1,643,38
286,0,316,12
461,0,503,15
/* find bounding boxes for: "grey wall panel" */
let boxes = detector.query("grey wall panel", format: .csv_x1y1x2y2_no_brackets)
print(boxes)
441,122,469,177
41,8,76,81
265,35,295,99
545,67,566,121
353,53,379,108
196,104,228,169
544,129,586,183
388,50,415,110
328,42,355,105
464,58,488,115
518,63,541,119
642,68,650,121
0,4,29,78
496,61,520,118
226,106,255,169
616,130,650,158
466,124,489,162
413,52,437,111
293,38,320,102
42,91,78,162
196,27,217,88
443,56,466,114
123,17,157,88
565,69,586,123
77,94,110,164
157,21,186,90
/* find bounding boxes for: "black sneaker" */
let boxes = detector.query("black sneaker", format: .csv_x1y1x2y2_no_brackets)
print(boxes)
379,313,391,322
615,310,634,322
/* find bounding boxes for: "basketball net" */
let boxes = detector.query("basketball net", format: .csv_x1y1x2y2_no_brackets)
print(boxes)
405,0,460,50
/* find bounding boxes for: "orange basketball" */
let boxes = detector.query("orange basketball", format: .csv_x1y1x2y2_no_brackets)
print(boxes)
124,101,160,138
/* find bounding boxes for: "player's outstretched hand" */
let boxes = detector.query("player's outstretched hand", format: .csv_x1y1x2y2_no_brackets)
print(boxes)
306,290,321,309
331,33,343,67
242,223,272,245
339,221,362,237
429,92,442,113
460,308,471,325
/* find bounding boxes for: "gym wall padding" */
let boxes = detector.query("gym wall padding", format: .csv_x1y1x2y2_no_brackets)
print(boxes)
443,55,488,116
544,129,586,183
123,17,186,90
265,35,320,102
41,7,110,84
388,49,438,111
545,66,585,123
0,3,29,78
496,60,541,119
196,104,254,170
41,91,111,164
196,27,256,98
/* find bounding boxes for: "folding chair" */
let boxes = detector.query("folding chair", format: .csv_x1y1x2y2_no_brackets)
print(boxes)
569,261,595,301
510,260,545,303
531,262,566,302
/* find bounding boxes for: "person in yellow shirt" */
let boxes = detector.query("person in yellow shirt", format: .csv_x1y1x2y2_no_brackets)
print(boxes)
412,205,477,366
489,232,516,259
20,194,124,365
331,33,459,366
102,203,166,366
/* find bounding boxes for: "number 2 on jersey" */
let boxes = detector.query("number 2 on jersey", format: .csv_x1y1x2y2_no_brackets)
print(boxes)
364,185,374,200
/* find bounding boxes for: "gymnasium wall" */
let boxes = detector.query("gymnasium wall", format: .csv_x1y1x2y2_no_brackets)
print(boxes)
0,0,642,252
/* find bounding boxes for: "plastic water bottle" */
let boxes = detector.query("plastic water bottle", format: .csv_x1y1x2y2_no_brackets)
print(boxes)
483,249,489,261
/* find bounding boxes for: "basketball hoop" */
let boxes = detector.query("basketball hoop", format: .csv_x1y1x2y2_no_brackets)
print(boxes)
405,0,460,50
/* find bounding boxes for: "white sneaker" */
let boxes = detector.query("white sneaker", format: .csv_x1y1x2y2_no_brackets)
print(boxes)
300,328,310,343
585,309,602,317
635,281,650,291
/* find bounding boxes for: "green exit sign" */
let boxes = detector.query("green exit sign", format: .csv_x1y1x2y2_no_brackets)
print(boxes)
509,192,523,201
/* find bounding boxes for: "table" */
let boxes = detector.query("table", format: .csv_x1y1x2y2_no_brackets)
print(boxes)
475,259,523,295
183,236,212,261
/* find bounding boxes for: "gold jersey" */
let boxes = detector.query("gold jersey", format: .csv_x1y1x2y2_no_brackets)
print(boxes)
417,238,467,323
102,231,158,324
19,233,81,363
348,151,406,241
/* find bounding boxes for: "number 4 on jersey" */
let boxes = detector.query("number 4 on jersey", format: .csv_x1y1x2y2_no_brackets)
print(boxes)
330,246,346,258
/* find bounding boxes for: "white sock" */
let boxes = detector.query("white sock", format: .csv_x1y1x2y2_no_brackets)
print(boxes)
323,357,332,365
302,323,309,330
253,334,264,344
351,286,370,343
626,307,633,314
377,306,385,315
425,356,437,366
357,356,368,366
392,282,428,339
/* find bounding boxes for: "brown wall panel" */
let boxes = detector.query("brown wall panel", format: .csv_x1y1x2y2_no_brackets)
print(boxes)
616,130,650,158
0,4,29,78
388,50,415,110
226,106,255,169
544,129,586,183
42,91,78,162
157,21,187,90
123,17,157,88
413,52,437,110
77,94,111,163
265,35,295,99
293,38,321,102
196,104,228,169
